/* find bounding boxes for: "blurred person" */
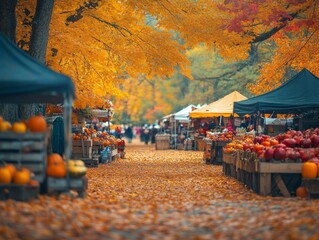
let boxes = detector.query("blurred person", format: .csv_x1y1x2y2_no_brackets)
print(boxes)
144,127,150,145
115,126,122,138
125,125,133,143
151,124,158,144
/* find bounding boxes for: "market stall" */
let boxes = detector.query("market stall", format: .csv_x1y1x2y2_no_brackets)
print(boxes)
157,104,202,150
189,91,247,163
170,104,201,149
234,68,319,131
228,69,319,197
0,33,87,200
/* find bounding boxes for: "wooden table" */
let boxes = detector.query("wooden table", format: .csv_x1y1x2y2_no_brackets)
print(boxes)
257,162,302,197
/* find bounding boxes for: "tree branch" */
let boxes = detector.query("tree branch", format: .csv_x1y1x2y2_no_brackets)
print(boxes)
251,5,310,43
64,0,100,25
89,15,132,37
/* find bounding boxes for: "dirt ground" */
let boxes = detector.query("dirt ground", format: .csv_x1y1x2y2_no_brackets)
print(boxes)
1,138,319,240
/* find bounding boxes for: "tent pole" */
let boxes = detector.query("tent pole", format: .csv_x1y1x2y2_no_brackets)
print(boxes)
63,93,73,192
174,118,177,149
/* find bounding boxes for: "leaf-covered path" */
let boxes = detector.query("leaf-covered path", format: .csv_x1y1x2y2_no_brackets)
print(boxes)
1,140,319,240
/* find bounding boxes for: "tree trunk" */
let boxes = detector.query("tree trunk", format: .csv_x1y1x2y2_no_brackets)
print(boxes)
19,0,55,120
0,0,19,122
29,0,54,64
0,0,17,40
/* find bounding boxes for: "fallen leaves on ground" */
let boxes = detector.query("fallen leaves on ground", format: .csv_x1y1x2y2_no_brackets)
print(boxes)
1,140,319,240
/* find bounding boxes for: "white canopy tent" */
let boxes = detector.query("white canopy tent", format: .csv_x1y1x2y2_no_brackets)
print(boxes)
168,104,204,149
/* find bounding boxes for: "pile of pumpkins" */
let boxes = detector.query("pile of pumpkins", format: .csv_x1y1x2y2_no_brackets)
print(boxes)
0,163,38,186
47,153,87,179
72,128,118,148
0,114,47,133
0,154,87,185
0,114,48,185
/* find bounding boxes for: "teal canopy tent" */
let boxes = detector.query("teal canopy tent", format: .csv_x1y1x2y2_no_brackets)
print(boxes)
234,69,319,115
0,33,75,174
0,33,75,103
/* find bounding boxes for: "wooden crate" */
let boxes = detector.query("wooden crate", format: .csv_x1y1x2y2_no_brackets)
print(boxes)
183,140,193,150
0,132,48,183
195,138,205,151
253,162,302,197
155,135,170,150
71,140,92,159
47,176,88,198
92,141,104,155
0,184,39,201
110,148,118,161
176,143,184,150
213,140,231,147
81,157,99,168
211,146,224,165
302,179,319,198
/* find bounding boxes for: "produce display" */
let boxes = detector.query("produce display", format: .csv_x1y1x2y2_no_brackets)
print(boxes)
0,162,36,186
222,128,319,198
0,114,47,133
0,114,87,200
206,131,234,141
72,128,119,148
223,128,319,163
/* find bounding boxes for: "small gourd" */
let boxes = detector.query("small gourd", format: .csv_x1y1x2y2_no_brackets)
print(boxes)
68,160,87,178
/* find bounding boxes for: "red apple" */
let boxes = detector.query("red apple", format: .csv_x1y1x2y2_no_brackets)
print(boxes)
253,136,263,144
287,149,300,161
311,135,319,148
282,138,297,148
299,150,310,162
301,138,312,148
309,157,319,164
274,147,286,160
264,148,275,162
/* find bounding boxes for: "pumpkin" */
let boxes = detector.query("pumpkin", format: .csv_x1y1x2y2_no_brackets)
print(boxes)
13,168,30,184
6,164,16,178
68,160,87,178
103,140,110,147
0,121,12,132
0,166,12,183
47,153,63,166
12,122,27,133
28,115,47,132
301,162,318,179
47,153,66,178
296,186,308,198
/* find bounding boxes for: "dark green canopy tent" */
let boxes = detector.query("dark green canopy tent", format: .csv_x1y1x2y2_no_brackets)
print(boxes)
0,33,75,168
234,69,319,115
0,33,75,104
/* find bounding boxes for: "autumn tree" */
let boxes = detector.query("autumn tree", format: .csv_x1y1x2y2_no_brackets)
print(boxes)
0,0,54,121
3,0,318,123
213,0,319,94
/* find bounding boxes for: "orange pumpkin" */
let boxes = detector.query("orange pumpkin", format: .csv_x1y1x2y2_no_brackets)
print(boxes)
6,164,16,177
28,115,47,132
296,186,308,198
301,162,318,179
47,153,66,178
47,153,64,166
0,166,12,183
13,168,30,184
103,140,110,147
